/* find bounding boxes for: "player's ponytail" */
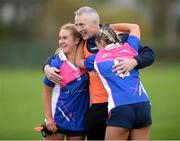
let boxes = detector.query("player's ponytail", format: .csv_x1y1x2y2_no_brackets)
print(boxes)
95,27,120,45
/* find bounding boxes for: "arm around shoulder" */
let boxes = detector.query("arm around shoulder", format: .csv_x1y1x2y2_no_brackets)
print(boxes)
75,40,86,68
134,45,155,69
110,23,140,39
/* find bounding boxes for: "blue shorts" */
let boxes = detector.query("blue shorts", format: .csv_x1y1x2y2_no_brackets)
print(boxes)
107,102,152,129
57,126,86,137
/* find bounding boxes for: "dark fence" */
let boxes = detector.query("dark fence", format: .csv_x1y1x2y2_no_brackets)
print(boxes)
0,40,57,68
0,40,179,68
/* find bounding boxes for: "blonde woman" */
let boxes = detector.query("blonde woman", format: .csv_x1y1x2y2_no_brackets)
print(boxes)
42,23,89,140
76,24,152,140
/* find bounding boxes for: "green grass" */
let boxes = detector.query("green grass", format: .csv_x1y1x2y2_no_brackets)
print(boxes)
0,62,180,139
140,62,180,140
0,69,44,140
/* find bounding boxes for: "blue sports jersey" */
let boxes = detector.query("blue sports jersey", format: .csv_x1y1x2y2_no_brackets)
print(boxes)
84,35,149,111
44,51,89,131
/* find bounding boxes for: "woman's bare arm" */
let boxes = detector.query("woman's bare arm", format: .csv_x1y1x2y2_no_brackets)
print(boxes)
75,40,86,68
110,23,140,39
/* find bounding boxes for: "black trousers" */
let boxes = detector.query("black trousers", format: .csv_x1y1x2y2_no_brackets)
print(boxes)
85,102,108,140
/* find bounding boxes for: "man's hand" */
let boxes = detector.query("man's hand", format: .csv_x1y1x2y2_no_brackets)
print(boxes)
44,65,62,84
112,58,138,78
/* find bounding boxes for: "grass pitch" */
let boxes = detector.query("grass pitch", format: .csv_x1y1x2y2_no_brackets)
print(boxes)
0,62,180,139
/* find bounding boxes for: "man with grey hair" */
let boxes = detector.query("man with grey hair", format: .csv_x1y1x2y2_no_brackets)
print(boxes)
74,6,100,40
44,6,154,140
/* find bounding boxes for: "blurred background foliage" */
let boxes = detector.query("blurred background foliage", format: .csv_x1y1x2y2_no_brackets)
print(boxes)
0,0,180,140
0,0,180,68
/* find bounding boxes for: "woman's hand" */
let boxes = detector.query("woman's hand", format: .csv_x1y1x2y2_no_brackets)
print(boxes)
46,118,58,133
